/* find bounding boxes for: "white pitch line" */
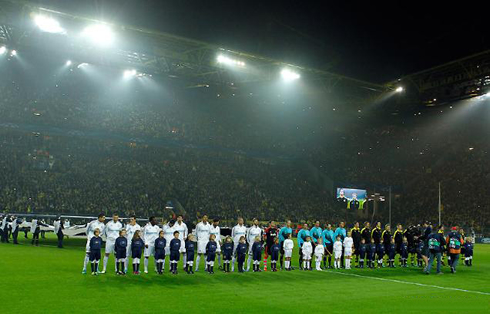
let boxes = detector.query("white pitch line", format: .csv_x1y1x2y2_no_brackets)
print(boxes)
325,270,490,296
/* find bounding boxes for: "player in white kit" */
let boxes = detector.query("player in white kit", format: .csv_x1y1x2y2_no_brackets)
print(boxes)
314,238,325,271
195,215,211,271
283,233,294,270
102,213,123,274
231,217,247,272
82,213,106,274
302,236,313,270
162,220,175,272
333,236,343,269
143,216,161,274
124,216,141,273
343,231,354,269
209,218,222,269
246,218,262,272
173,215,188,269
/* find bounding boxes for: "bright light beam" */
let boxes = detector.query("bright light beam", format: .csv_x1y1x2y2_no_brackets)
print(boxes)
66,60,72,66
395,86,404,93
34,15,65,34
10,50,17,56
281,68,300,81
217,55,245,67
81,24,114,47
0,46,6,55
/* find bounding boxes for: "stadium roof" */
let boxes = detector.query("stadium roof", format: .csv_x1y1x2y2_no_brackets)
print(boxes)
0,0,390,105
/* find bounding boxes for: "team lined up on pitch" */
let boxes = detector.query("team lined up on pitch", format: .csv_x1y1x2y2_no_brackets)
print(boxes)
81,214,475,276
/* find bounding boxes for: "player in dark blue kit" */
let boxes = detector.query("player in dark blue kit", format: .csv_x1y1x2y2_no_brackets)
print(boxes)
89,229,103,275
400,237,409,267
222,236,234,273
388,238,396,268
115,230,128,275
464,237,473,266
169,231,181,274
270,238,281,272
236,236,248,273
358,239,367,268
185,234,196,274
367,238,376,268
252,236,263,272
206,234,218,274
154,230,166,275
131,230,145,274
416,237,425,267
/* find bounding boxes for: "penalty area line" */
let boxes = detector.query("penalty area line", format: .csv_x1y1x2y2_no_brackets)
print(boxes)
324,270,490,296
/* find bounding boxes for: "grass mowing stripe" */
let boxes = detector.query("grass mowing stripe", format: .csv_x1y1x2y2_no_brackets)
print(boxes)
325,269,490,296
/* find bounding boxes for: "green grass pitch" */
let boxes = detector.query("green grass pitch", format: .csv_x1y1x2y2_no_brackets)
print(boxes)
1,235,489,313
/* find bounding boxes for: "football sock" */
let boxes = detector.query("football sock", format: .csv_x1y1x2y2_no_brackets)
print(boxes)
196,255,201,271
103,256,108,272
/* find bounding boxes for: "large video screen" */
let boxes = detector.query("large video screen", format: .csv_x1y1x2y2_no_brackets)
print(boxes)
336,187,367,209
336,188,367,200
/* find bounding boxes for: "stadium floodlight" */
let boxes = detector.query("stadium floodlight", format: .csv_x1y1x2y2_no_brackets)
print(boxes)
395,86,404,93
123,69,138,78
281,68,300,81
81,24,114,47
34,15,65,34
217,55,245,67
0,46,6,55
10,50,17,56
66,60,72,66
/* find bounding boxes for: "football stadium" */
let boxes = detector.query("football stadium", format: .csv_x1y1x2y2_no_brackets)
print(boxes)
1,1,490,313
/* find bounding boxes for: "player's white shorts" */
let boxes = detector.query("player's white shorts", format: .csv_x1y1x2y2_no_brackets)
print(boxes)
344,249,352,257
105,239,116,254
315,254,324,261
334,251,342,259
126,242,132,256
180,241,186,253
197,241,208,254
303,253,312,260
284,249,293,258
144,245,155,257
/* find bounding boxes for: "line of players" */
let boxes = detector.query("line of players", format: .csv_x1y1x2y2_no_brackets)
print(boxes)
80,213,475,276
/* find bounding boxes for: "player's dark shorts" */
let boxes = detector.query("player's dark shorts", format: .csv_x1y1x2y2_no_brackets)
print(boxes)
325,244,333,255
170,251,180,261
377,250,384,258
271,252,279,261
359,251,366,259
223,252,232,260
253,250,261,261
90,249,101,261
401,251,408,259
367,253,374,260
237,253,246,264
116,249,127,259
465,250,473,258
265,245,272,256
207,253,216,262
388,251,395,259
409,245,417,254
155,249,165,260
395,244,402,254
186,252,195,262
132,249,142,259
422,241,429,257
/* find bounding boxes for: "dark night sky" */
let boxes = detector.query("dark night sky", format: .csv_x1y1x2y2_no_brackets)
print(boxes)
37,0,490,83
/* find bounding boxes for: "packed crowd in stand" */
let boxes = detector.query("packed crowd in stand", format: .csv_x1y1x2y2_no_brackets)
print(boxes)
1,56,489,234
